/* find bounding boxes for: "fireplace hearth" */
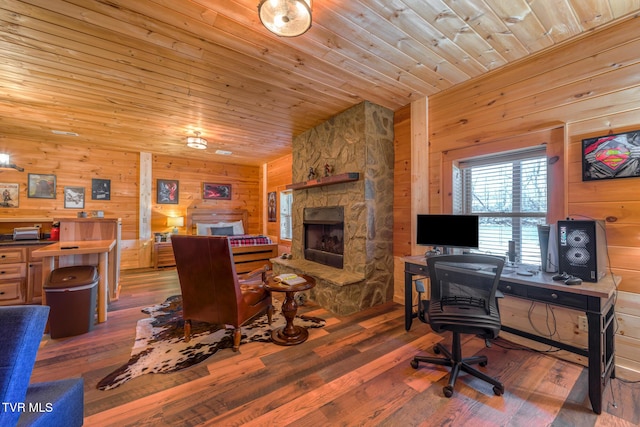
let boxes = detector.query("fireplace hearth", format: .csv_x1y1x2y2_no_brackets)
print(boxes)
303,206,344,269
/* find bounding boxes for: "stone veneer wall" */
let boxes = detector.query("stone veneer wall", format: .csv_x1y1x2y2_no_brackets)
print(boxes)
282,101,394,315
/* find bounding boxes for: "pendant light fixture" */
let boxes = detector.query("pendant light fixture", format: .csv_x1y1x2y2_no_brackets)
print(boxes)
186,131,207,150
258,0,312,37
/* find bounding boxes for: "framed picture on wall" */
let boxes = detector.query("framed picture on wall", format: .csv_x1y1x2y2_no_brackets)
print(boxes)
64,186,85,209
92,178,111,200
203,183,231,200
27,174,56,199
157,179,179,204
268,191,277,222
0,183,19,208
582,129,640,181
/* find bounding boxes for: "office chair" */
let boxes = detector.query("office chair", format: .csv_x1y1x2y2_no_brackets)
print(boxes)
411,254,505,398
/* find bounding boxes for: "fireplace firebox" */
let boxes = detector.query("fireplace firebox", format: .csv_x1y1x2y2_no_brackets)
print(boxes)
303,206,344,269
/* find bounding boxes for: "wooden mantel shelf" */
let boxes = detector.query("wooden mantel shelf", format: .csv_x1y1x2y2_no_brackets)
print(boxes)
287,172,360,190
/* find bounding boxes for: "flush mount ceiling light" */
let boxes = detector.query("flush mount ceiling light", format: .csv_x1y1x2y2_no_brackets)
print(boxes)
258,0,312,37
186,131,207,150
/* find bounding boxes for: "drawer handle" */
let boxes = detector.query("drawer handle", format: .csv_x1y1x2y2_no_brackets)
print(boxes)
551,293,558,299
0,291,4,295
505,285,512,291
0,255,5,259
0,271,5,275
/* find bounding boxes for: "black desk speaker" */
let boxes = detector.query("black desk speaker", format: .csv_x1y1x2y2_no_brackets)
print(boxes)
558,220,607,282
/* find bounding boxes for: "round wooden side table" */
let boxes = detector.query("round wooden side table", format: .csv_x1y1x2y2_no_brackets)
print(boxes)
265,275,316,346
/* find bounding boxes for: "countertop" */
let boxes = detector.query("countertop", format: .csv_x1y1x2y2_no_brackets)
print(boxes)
0,236,53,247
31,240,116,257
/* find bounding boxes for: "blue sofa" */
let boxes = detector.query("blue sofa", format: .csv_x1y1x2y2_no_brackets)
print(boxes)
0,305,83,426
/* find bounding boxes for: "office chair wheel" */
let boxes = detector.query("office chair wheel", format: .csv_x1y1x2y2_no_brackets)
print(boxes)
479,361,487,367
433,345,441,355
493,385,504,396
443,385,454,398
410,359,419,369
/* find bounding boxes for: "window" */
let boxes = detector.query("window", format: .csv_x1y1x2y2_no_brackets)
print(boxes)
455,147,547,265
279,190,293,240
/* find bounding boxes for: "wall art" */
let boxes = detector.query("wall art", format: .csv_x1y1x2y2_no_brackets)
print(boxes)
582,130,640,181
203,183,231,200
0,183,19,208
268,191,277,222
157,179,179,204
64,186,85,209
92,178,111,200
27,174,56,199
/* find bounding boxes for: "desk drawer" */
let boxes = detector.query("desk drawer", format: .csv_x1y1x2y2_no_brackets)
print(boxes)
406,262,428,276
498,282,527,298
525,286,588,310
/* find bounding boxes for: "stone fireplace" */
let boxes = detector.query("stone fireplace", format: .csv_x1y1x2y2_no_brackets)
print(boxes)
271,101,394,315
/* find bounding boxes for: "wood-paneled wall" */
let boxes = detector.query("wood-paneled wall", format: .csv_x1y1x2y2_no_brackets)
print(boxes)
150,154,261,235
426,14,640,378
265,153,293,253
429,15,640,294
393,105,412,257
0,139,261,269
0,137,139,239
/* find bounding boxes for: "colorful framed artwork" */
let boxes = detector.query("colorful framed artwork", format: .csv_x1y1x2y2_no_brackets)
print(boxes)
157,179,179,204
268,191,277,222
0,183,19,208
64,186,85,209
203,183,231,200
92,178,111,200
582,130,640,181
27,174,56,199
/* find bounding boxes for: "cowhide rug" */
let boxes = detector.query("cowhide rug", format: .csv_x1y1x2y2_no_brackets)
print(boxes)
97,295,325,390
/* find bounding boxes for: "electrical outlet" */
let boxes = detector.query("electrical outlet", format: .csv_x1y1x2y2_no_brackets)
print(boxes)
578,315,588,332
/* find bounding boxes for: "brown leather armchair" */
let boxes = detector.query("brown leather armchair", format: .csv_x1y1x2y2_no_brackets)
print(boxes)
171,235,273,351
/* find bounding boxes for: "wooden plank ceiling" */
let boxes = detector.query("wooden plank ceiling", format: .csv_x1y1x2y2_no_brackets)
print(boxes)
1,0,639,166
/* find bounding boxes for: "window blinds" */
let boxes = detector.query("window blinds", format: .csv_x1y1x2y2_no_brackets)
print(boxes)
457,146,547,265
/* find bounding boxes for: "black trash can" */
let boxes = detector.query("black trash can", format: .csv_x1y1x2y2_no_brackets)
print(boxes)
44,265,99,339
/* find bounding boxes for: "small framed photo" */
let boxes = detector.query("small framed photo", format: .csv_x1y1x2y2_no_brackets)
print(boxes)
0,183,19,208
157,179,179,204
28,174,56,199
64,186,85,209
92,178,111,200
203,183,231,200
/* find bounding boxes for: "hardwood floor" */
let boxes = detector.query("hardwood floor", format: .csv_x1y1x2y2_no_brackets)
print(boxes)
31,268,639,426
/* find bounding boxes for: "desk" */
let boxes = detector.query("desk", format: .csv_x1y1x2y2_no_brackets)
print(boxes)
402,255,617,414
32,240,117,324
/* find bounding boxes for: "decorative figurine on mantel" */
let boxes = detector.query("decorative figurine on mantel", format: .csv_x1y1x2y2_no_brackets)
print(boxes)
307,167,316,181
324,163,333,177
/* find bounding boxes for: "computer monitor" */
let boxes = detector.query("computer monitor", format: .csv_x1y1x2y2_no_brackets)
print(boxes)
416,214,479,253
